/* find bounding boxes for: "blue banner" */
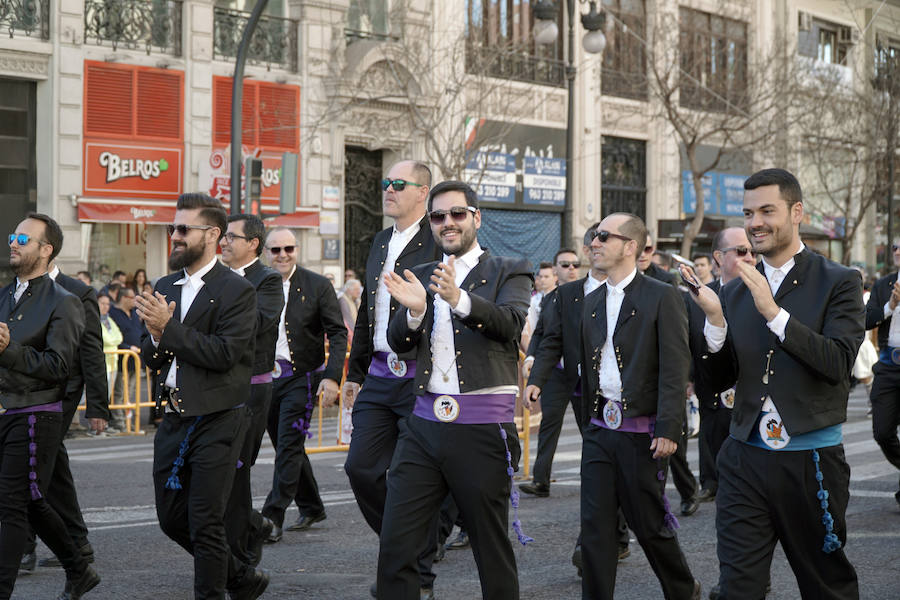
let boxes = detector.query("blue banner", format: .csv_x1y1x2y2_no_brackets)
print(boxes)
523,156,566,207
464,152,517,204
682,171,748,216
682,171,715,214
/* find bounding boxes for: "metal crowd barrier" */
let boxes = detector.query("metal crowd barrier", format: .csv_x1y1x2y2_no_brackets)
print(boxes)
77,349,153,434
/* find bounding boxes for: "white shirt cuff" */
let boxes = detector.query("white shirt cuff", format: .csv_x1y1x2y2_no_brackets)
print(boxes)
766,308,790,342
704,318,728,353
885,301,893,320
407,308,425,329
452,290,472,318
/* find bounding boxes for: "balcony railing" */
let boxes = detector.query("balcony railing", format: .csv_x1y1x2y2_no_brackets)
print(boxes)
84,0,182,56
1,0,50,40
214,8,298,73
466,43,565,88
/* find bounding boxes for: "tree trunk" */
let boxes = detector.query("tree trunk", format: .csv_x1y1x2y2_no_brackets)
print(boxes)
681,171,706,257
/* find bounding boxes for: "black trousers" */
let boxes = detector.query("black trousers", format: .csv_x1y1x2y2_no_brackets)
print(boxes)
225,381,272,562
715,437,858,600
263,372,324,526
532,368,583,486
669,420,698,503
378,416,521,600
345,374,417,534
870,363,900,475
697,405,732,493
0,411,88,600
581,425,695,600
153,407,249,599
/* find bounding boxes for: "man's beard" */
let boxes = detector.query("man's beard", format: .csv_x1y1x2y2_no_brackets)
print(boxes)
168,241,204,271
10,251,38,277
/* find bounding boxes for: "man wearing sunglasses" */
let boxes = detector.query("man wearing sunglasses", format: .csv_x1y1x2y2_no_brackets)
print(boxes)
219,214,284,568
136,193,266,599
340,161,442,596
0,214,100,600
579,213,700,600
688,169,862,600
378,180,532,599
259,227,346,544
865,240,900,507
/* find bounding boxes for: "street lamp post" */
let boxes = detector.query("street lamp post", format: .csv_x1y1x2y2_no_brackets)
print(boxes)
534,1,606,248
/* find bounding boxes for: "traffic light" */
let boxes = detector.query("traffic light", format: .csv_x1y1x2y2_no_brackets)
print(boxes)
244,157,263,215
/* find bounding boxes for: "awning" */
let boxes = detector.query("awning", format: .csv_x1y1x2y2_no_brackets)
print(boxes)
77,198,320,229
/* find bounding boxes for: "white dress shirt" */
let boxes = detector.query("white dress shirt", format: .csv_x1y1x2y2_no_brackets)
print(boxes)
275,265,296,362
160,255,219,389
598,269,637,401
704,244,805,352
13,278,28,303
230,256,258,277
584,272,605,297
374,220,421,353
48,265,60,280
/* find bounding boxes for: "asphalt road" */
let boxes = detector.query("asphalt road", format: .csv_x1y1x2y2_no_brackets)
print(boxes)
12,386,900,599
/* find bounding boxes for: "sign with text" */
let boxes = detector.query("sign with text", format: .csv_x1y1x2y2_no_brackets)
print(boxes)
682,171,748,217
463,152,516,203
83,142,183,199
200,146,301,212
523,156,566,207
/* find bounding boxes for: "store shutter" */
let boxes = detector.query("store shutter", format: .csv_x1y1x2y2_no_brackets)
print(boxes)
258,82,299,151
84,63,133,137
136,69,183,140
213,76,259,147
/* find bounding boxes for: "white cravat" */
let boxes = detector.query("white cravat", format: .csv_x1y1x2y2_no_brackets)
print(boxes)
13,279,28,303
231,257,258,277
374,221,421,353
163,256,218,389
598,269,636,401
275,265,296,362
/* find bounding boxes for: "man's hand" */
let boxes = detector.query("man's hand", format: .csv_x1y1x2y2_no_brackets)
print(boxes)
136,291,175,339
0,322,10,353
679,265,725,327
340,381,360,409
523,384,541,411
890,281,900,312
429,256,461,308
522,356,535,379
317,378,339,406
88,418,107,434
735,261,780,322
650,436,677,459
382,270,427,318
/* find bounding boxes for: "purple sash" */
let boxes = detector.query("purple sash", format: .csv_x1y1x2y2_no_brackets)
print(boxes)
368,351,416,379
273,360,324,380
2,401,63,416
251,373,273,385
414,392,515,425
591,400,656,434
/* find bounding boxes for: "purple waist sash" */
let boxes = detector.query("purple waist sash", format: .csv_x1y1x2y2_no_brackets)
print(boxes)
2,400,63,416
414,392,515,425
591,399,656,434
368,351,416,379
273,359,324,380
251,373,273,385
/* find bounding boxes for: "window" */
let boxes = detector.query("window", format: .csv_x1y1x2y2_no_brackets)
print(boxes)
797,13,851,65
212,76,299,151
678,7,748,112
346,0,391,41
874,37,899,91
602,0,647,100
465,0,565,87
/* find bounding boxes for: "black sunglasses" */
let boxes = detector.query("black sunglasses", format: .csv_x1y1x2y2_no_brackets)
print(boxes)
558,261,581,269
267,245,296,255
167,224,213,237
429,206,477,225
721,246,756,257
590,229,633,244
382,178,425,192
893,244,900,252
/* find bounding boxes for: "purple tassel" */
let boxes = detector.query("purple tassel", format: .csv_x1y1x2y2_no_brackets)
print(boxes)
499,424,533,545
165,417,202,490
236,459,244,469
291,373,315,439
662,494,680,530
27,414,41,500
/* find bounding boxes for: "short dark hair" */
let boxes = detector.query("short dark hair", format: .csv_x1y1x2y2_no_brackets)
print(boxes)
691,253,712,264
411,161,432,188
76,270,92,282
538,261,554,270
97,291,112,301
25,212,63,261
112,270,126,280
554,248,577,263
227,214,267,257
744,168,802,208
607,212,648,250
427,180,479,211
583,222,601,246
176,193,227,241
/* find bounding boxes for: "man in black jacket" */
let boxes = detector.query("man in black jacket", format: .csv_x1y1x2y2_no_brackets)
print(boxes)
864,241,900,505
378,180,532,600
220,214,284,566
579,213,699,600
261,227,347,542
0,213,99,600
19,258,112,572
137,193,266,600
688,169,863,599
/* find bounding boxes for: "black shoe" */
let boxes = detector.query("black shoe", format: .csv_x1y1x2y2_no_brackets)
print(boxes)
420,587,435,600
41,542,95,568
286,511,326,531
691,579,701,600
895,489,900,508
265,525,283,544
19,551,35,574
696,488,716,502
247,516,274,566
518,481,550,497
708,584,721,600
434,543,446,562
681,498,699,516
445,530,469,550
571,545,582,577
57,565,100,600
228,568,269,600
617,544,630,561
370,581,377,598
